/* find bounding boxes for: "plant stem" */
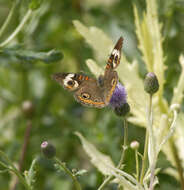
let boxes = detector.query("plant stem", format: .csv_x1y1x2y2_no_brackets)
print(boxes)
135,150,139,181
140,95,152,185
117,118,128,168
54,158,82,190
0,9,32,48
148,93,157,190
0,1,17,39
11,120,32,190
139,129,148,185
0,151,31,190
149,163,156,190
9,167,31,190
169,138,184,190
98,118,128,190
18,120,32,171
98,176,112,190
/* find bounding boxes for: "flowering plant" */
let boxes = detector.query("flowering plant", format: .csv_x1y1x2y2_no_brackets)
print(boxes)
71,0,184,189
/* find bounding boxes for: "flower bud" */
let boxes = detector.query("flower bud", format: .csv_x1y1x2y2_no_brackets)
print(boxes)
130,141,140,150
22,100,34,119
41,141,56,159
114,102,130,117
144,72,159,95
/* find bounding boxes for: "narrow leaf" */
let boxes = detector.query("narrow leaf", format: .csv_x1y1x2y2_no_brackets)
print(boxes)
75,132,115,175
2,48,63,63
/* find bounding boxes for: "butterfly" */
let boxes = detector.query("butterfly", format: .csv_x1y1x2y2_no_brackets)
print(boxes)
52,37,123,108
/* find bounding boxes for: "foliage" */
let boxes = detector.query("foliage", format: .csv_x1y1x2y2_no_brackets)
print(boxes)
0,0,184,189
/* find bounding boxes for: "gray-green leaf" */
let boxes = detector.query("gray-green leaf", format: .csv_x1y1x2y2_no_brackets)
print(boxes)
2,48,63,63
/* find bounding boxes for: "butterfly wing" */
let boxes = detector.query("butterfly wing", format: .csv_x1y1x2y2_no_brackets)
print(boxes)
101,69,118,105
73,77,107,108
106,36,123,70
100,37,123,104
52,73,82,91
52,73,106,108
52,37,123,108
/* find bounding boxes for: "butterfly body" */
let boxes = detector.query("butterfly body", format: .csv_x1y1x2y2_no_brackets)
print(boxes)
52,37,123,108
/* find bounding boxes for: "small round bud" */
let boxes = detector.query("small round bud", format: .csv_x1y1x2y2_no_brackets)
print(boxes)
130,141,140,150
22,100,34,119
41,141,56,159
144,72,159,95
114,102,130,117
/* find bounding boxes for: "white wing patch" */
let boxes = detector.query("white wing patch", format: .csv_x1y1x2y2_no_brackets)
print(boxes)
63,74,79,89
112,49,120,68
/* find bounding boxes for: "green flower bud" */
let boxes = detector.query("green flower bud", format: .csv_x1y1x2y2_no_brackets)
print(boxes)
130,141,140,150
114,102,130,117
41,141,56,159
144,72,159,95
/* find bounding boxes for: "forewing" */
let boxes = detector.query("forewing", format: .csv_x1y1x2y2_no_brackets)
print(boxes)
52,73,82,91
106,37,123,70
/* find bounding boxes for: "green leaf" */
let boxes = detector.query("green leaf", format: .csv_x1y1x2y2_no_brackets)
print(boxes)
25,158,38,189
75,132,115,176
75,132,141,190
2,48,63,64
29,0,43,10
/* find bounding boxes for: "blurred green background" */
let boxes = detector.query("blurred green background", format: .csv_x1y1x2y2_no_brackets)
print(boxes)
0,0,183,189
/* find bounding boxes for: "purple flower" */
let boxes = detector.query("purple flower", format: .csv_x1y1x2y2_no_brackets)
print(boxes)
109,82,127,108
109,83,130,117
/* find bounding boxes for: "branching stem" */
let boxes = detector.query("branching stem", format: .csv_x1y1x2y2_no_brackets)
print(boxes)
54,158,82,190
0,151,31,190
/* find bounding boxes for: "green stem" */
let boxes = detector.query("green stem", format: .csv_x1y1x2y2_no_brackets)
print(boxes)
169,138,184,190
140,95,152,184
139,129,149,184
54,158,82,190
117,118,128,168
0,150,31,190
0,1,17,38
98,176,112,190
0,160,9,169
9,168,31,190
98,118,128,190
0,9,32,48
135,150,139,181
148,94,156,190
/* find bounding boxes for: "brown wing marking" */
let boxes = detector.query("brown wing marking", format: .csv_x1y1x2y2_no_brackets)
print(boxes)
106,37,123,70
